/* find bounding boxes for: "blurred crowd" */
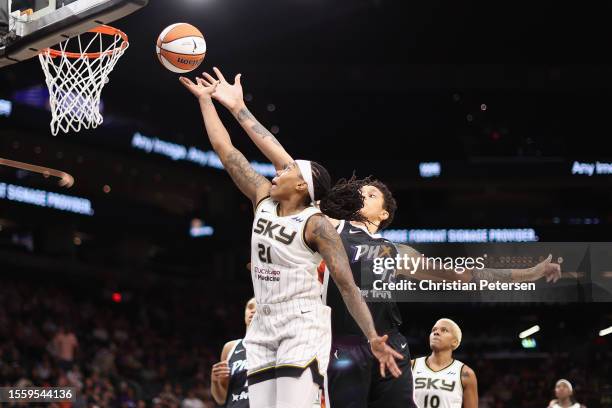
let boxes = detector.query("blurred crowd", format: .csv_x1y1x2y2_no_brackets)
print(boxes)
474,355,609,408
0,276,610,407
0,277,247,407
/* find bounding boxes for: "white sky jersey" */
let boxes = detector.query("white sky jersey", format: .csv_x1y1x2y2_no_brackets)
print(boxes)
251,197,323,304
551,404,581,408
413,357,464,408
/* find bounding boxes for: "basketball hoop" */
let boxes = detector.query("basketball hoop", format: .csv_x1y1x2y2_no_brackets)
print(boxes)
38,25,129,136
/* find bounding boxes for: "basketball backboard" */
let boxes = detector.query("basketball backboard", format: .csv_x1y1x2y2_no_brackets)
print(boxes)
0,0,147,68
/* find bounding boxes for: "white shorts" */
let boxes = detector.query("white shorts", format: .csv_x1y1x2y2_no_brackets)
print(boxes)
244,298,332,387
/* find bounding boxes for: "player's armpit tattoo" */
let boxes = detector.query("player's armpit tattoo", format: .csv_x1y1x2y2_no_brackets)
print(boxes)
224,148,269,194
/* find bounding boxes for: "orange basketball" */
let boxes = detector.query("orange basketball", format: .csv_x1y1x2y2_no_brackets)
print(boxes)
156,23,206,73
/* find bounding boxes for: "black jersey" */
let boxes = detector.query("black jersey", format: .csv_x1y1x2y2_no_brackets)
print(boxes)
323,221,402,338
225,339,249,408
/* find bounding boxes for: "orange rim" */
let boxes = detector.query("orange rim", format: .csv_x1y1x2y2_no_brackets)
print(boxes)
41,25,128,59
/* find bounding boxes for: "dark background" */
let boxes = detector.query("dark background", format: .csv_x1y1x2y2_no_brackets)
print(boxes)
1,1,611,407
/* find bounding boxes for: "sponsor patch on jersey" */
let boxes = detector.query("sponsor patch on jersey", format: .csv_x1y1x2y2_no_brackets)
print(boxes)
254,266,281,282
232,391,249,402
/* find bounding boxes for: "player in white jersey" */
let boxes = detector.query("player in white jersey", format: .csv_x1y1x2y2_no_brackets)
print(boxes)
411,319,478,408
180,74,402,408
211,297,325,408
547,379,587,408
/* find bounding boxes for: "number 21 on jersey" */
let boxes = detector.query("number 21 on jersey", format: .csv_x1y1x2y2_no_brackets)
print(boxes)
258,244,272,263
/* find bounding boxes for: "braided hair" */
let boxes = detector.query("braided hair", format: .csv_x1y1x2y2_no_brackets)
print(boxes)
323,174,396,231
304,163,367,222
303,163,397,230
318,174,368,223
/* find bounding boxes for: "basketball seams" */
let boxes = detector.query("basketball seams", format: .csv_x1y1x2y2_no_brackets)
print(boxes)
161,35,205,45
159,23,203,43
159,49,206,59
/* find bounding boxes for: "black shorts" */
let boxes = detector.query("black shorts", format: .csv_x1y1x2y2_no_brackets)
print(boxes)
325,330,417,408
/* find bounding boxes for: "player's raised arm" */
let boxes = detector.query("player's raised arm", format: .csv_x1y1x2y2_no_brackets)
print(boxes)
461,365,479,408
304,213,404,378
202,69,347,228
179,76,271,206
202,67,294,171
394,244,561,283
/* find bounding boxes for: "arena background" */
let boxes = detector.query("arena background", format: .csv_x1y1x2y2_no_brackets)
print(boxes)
1,0,611,407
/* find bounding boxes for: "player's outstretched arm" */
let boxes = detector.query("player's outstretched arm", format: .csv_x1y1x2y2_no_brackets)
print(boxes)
210,340,237,405
202,69,343,228
470,254,561,283
305,214,404,378
394,244,474,282
394,244,561,283
461,365,478,408
202,67,294,171
179,76,271,206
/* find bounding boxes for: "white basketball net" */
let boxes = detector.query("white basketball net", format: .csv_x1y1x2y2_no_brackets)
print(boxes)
38,27,129,136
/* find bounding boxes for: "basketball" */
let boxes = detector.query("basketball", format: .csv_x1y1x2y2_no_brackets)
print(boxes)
156,23,206,73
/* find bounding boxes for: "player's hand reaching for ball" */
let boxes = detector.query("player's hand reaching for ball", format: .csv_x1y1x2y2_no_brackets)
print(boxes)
202,67,244,113
369,334,404,378
179,76,219,102
211,360,230,384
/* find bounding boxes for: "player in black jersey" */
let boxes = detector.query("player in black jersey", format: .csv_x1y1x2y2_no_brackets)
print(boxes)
211,298,256,408
202,67,562,408
320,183,417,408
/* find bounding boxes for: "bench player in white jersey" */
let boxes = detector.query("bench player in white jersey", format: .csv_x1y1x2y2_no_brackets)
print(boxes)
411,319,478,408
180,75,402,408
547,379,587,408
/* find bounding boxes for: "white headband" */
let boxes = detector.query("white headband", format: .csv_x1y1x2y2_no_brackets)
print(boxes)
556,379,573,392
295,160,315,203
